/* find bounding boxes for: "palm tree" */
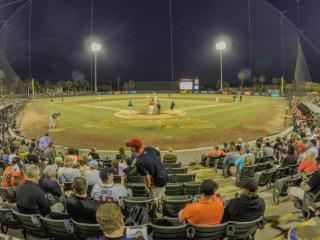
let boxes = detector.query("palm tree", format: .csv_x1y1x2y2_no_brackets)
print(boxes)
0,70,5,96
65,80,73,93
251,76,258,92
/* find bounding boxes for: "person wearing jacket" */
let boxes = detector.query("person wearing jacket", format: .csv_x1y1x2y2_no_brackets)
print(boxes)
222,178,265,222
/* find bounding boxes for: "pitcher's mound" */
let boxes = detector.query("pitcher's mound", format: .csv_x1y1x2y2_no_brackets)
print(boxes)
114,110,185,119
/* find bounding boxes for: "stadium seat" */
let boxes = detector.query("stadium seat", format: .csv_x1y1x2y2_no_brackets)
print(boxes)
128,176,145,184
72,219,103,239
254,169,277,189
170,167,188,174
49,211,70,220
87,184,94,195
226,216,265,239
0,207,21,234
165,183,183,196
0,187,16,203
183,182,201,196
12,210,47,239
186,222,227,240
238,166,256,180
288,164,299,175
148,218,187,240
174,174,196,183
254,162,272,172
113,175,121,184
128,183,149,197
301,190,320,220
163,163,181,169
163,159,177,164
273,174,302,205
167,174,175,183
162,195,192,217
40,216,75,240
123,197,154,210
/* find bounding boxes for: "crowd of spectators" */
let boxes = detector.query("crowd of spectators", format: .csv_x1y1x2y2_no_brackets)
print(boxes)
0,96,320,239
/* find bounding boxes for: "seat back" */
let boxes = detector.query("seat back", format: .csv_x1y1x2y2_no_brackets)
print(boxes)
175,174,196,183
171,168,188,174
0,187,15,203
163,195,192,217
129,176,145,184
0,207,21,233
165,183,183,196
40,216,74,239
123,197,154,210
226,216,264,239
254,169,277,187
163,163,181,169
72,219,103,240
128,183,149,197
187,223,227,240
239,166,256,179
113,175,121,184
163,159,177,164
184,182,201,196
12,210,47,238
149,218,187,240
254,162,272,172
167,174,175,183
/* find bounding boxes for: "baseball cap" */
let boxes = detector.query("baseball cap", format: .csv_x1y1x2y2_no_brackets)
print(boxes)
126,139,142,150
239,178,258,193
99,167,114,180
200,180,219,196
88,159,98,168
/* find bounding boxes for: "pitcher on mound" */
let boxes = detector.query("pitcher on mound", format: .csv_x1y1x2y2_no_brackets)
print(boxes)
148,98,155,115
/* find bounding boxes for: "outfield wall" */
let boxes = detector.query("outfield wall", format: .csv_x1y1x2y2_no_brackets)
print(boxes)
10,126,294,166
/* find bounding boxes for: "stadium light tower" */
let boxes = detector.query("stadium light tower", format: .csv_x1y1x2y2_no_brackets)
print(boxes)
91,42,102,93
216,41,226,91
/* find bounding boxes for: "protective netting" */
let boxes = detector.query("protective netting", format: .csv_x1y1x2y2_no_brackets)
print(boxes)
0,0,319,94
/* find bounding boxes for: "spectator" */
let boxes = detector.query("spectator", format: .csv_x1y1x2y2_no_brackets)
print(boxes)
237,138,245,151
79,156,90,175
57,156,81,183
307,139,318,159
297,143,307,163
179,180,224,224
222,178,265,222
263,141,274,159
89,203,145,240
223,146,240,177
163,147,177,162
91,167,128,202
18,139,28,155
15,164,50,215
206,146,226,158
89,147,100,160
235,144,255,172
288,164,320,209
43,142,56,165
8,146,17,164
115,147,126,162
84,160,100,186
123,157,138,183
298,152,318,174
236,144,244,155
64,147,81,163
282,144,297,167
127,139,167,206
39,164,62,199
66,177,101,223
38,133,52,151
252,141,263,160
28,138,37,154
1,156,24,188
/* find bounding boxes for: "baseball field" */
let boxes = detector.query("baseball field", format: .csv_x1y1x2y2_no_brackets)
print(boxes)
16,94,290,150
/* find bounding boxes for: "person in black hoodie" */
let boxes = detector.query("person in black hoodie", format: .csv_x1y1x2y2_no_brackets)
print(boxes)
222,178,265,222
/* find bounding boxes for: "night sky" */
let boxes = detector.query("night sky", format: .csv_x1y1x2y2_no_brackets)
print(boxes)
0,0,319,88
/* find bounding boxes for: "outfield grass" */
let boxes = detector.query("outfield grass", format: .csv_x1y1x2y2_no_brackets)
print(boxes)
17,94,289,150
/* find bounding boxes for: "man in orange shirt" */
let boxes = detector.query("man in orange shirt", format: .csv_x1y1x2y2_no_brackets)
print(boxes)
179,180,224,224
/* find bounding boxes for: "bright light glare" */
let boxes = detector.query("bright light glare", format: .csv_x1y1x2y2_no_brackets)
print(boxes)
216,41,226,50
91,42,101,52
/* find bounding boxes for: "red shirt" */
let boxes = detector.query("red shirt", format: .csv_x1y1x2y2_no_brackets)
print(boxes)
298,159,318,174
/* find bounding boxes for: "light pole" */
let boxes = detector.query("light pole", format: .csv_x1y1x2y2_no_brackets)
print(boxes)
91,42,101,93
216,41,226,91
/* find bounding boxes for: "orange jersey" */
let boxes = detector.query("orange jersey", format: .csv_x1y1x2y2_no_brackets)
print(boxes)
2,165,24,188
179,197,224,225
